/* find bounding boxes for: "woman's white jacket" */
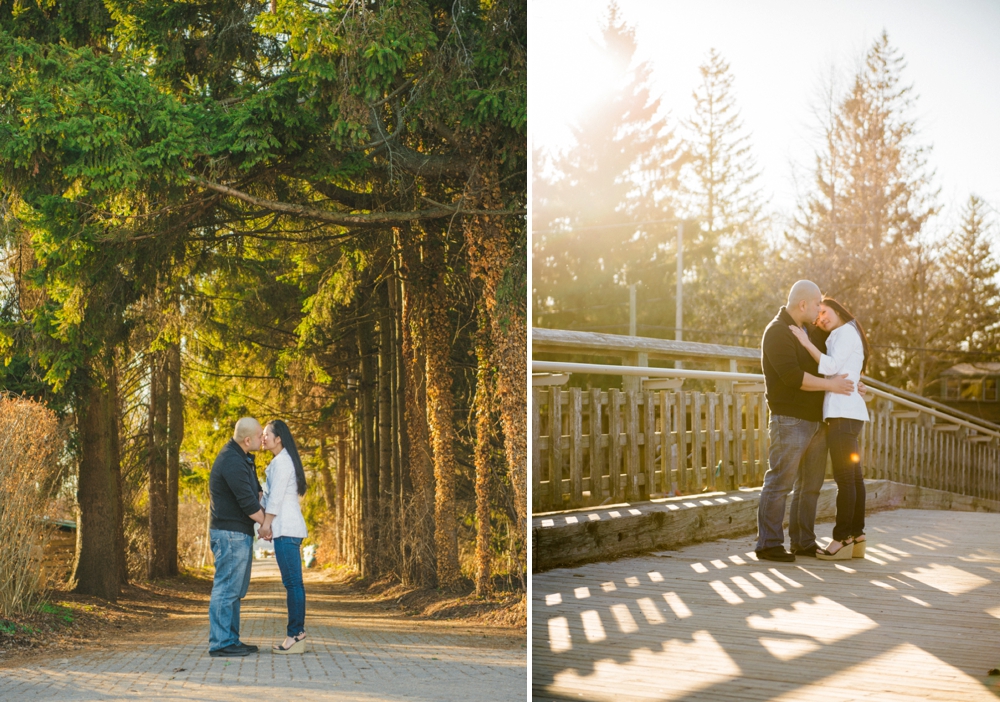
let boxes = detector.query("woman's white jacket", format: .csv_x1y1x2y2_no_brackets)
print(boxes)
261,448,308,539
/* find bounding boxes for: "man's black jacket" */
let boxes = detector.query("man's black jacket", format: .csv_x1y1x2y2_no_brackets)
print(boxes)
761,306,829,422
209,438,263,536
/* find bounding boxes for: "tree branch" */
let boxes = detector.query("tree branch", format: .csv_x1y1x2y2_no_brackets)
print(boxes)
188,177,525,226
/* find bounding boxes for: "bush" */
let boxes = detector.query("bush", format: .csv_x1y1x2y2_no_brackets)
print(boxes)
0,396,63,617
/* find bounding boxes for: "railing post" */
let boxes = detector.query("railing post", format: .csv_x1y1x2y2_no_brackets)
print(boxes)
569,387,583,505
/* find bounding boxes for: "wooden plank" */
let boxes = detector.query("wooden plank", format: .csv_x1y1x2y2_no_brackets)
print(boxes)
676,391,689,494
588,388,603,504
643,390,655,498
532,387,542,511
569,387,583,506
691,392,704,492
550,385,563,507
707,393,718,492
758,396,769,484
625,390,640,500
721,393,733,490
532,373,570,386
659,391,672,495
733,392,744,488
746,393,757,485
608,389,622,501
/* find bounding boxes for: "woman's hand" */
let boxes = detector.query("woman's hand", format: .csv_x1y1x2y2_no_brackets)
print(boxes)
259,525,273,541
788,324,809,346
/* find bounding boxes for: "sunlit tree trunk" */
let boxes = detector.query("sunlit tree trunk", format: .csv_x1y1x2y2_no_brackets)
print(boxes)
165,340,183,576
148,351,170,578
474,314,494,596
73,360,126,601
423,236,460,588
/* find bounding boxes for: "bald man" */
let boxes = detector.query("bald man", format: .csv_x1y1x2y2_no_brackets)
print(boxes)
207,418,266,657
756,281,854,562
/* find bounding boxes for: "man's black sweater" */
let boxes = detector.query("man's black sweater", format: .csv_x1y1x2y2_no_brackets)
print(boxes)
761,306,829,422
209,438,263,536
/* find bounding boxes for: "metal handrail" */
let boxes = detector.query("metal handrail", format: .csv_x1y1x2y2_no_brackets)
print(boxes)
531,360,1000,440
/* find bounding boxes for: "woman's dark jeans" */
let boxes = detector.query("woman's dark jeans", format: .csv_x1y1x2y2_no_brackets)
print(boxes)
273,536,305,637
827,418,866,541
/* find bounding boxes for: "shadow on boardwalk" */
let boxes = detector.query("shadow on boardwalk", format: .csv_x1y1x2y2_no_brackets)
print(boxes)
0,560,526,701
532,509,1000,701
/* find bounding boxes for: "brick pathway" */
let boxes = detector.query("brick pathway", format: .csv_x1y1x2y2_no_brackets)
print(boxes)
0,560,526,701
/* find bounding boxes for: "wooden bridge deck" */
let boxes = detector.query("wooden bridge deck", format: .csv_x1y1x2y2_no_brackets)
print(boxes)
532,509,1000,701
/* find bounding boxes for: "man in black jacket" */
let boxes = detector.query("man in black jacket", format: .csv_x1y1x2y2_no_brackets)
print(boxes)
756,281,854,562
207,417,266,657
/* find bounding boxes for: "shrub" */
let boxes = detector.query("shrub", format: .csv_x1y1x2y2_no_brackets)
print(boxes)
0,396,63,617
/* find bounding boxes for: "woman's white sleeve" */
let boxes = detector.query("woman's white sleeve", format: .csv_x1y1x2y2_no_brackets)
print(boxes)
817,328,862,376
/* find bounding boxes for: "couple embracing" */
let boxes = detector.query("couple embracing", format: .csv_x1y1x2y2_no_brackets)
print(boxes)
206,417,309,657
756,280,872,563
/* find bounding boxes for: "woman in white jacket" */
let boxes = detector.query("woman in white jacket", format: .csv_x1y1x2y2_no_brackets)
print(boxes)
790,297,871,561
259,419,309,653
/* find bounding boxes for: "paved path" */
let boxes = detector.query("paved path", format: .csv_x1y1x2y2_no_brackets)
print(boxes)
533,509,1000,701
0,560,526,701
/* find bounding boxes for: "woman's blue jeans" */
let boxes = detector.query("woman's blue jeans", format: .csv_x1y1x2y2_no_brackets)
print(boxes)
828,418,866,541
273,536,305,637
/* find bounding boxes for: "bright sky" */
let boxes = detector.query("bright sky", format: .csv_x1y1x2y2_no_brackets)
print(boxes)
529,0,1000,234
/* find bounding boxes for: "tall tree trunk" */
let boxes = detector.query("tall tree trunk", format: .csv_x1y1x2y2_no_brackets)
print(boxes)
165,341,183,576
464,166,528,555
148,352,170,578
474,312,494,597
423,238,461,588
388,267,408,575
357,310,378,577
335,427,346,563
73,362,126,601
377,282,396,572
399,238,436,588
317,434,337,513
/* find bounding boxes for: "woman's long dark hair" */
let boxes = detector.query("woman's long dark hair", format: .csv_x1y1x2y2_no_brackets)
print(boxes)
822,297,871,374
268,419,307,496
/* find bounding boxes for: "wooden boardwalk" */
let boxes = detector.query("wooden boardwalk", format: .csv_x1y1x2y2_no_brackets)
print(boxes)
532,509,1000,701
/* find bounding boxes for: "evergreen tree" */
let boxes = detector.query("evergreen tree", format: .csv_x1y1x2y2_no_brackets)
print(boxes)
791,31,939,382
533,2,682,334
941,195,1000,354
680,48,776,345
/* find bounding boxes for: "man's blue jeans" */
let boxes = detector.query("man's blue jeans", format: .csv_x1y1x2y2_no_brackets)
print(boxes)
273,536,305,638
208,529,254,651
756,416,827,551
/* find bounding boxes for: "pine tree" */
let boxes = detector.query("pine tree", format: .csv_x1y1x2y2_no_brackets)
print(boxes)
532,2,682,334
792,31,939,382
680,49,776,345
941,195,1000,354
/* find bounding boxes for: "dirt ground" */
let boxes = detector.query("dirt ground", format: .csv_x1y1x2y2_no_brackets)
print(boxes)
0,561,525,666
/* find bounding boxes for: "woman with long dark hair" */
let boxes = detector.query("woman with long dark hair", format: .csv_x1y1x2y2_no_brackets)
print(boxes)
259,419,309,653
790,297,872,560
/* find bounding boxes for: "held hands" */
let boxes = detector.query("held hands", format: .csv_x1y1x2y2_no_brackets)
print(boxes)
258,525,273,541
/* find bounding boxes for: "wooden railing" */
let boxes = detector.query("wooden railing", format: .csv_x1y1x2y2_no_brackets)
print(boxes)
531,330,1000,513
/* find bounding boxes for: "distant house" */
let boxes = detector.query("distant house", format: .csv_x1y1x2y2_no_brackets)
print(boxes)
932,362,1000,422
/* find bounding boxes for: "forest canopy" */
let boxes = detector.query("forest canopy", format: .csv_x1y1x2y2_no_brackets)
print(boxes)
0,0,526,603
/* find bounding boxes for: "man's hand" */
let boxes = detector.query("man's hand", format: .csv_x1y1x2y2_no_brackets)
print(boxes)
258,525,273,541
828,373,854,396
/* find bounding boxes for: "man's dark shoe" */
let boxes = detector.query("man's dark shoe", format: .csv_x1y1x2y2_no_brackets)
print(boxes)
792,544,820,557
209,644,252,658
235,642,258,653
755,546,795,562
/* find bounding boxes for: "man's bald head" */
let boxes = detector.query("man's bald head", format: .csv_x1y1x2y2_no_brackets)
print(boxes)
787,280,822,325
233,417,263,453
